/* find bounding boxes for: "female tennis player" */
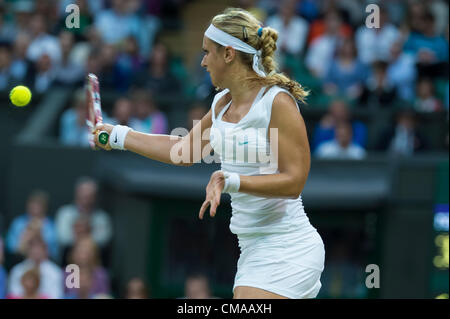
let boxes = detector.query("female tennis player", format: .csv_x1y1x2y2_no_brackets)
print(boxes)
94,8,325,299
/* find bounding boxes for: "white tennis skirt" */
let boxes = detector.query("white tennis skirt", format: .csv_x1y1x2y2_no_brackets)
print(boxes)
233,227,325,299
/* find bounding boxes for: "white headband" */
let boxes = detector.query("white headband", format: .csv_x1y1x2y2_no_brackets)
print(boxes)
204,24,266,77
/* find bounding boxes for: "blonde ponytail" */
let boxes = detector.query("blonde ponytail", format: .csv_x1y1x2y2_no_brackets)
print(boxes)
211,8,309,103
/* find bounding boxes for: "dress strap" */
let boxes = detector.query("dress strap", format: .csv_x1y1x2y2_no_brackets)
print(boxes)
210,89,230,122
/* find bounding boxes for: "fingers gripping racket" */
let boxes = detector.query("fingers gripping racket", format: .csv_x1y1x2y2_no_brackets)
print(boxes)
86,73,109,149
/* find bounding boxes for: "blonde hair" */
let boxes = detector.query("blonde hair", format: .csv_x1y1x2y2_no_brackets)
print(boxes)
211,8,308,103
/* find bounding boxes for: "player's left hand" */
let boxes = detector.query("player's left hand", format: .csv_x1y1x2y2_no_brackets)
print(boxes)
199,170,225,220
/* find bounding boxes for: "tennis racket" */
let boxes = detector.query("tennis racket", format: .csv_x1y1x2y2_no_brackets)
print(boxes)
86,73,109,149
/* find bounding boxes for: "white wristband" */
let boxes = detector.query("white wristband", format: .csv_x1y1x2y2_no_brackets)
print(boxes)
222,171,240,193
109,125,132,150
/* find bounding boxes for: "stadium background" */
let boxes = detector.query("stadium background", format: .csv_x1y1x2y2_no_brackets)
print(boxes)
0,0,448,299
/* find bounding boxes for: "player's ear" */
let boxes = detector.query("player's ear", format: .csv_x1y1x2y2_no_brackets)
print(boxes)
223,46,235,64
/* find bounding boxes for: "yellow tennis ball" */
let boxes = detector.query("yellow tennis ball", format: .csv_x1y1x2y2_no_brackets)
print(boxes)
10,85,32,107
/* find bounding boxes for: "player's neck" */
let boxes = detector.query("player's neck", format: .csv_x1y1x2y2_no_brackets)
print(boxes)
220,64,260,104
226,79,262,106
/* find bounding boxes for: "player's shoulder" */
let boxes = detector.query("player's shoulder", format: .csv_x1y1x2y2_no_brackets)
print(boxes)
270,86,299,112
268,86,303,129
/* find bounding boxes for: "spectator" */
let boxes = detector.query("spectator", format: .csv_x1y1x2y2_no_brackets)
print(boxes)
8,235,63,299
359,60,398,107
186,102,208,130
10,32,32,84
355,5,400,64
33,0,59,28
54,31,84,87
119,36,145,73
110,97,134,127
265,0,309,58
428,0,449,36
60,215,92,265
132,42,182,96
7,268,48,299
64,237,110,298
11,0,35,36
116,36,145,90
296,0,320,23
0,4,16,43
305,10,345,78
59,89,91,147
84,48,103,78
0,238,6,299
130,89,169,134
312,99,368,151
97,44,127,91
403,10,449,78
6,190,59,261
26,14,62,64
72,216,92,243
323,37,369,101
315,122,366,160
334,0,365,27
125,277,149,299
132,2,161,59
0,42,13,91
55,177,112,252
184,273,212,299
94,0,140,45
387,40,417,102
67,27,103,69
306,8,352,47
376,110,429,155
403,1,425,34
30,53,57,94
413,77,443,112
96,0,159,57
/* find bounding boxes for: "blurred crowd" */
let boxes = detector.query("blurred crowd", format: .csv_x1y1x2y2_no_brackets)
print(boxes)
0,178,116,299
0,178,219,299
0,0,448,157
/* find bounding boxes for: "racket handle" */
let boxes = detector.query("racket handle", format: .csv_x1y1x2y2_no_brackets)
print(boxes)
98,131,109,145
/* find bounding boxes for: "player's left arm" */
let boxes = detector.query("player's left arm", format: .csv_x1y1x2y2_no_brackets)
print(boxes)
239,92,311,199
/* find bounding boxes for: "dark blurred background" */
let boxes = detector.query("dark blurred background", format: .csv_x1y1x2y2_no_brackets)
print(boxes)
0,0,448,299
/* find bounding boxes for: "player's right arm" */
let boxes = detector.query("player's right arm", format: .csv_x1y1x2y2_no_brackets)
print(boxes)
94,110,213,167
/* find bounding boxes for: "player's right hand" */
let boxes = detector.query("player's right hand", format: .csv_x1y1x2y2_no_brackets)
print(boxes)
93,123,114,151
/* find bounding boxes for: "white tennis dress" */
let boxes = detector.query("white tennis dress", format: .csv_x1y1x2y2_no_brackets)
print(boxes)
209,85,325,299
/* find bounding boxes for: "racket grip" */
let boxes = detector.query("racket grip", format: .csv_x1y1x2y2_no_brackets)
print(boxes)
98,131,109,145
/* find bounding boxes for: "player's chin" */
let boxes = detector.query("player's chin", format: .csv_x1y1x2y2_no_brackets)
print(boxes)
210,75,222,89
